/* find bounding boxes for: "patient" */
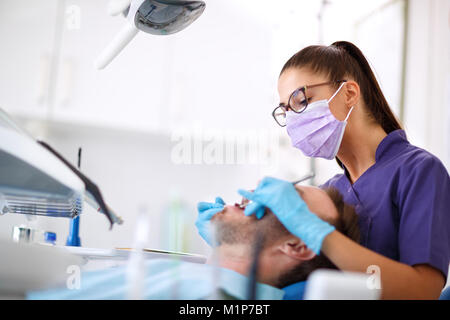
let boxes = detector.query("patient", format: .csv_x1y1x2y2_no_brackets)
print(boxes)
28,186,359,300
210,186,360,290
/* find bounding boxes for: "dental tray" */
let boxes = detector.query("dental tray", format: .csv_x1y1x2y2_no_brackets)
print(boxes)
64,246,206,264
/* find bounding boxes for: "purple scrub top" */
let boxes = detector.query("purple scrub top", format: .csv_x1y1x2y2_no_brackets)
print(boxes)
321,129,450,280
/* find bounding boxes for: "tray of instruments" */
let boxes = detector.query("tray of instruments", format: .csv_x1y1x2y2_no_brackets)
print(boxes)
64,246,207,264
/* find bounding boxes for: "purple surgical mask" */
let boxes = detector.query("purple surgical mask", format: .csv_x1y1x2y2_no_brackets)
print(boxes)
286,82,354,160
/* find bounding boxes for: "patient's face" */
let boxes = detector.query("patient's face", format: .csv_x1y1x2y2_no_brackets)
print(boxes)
211,186,339,245
210,202,260,245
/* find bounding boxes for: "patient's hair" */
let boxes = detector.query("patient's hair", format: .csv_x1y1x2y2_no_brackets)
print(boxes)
276,187,360,287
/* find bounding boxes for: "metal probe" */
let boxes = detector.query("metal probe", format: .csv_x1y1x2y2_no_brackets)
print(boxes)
238,173,315,210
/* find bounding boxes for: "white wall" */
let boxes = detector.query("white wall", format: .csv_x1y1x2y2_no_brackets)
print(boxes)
403,0,450,170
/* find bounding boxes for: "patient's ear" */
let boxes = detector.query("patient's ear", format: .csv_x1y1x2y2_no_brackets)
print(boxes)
278,237,316,261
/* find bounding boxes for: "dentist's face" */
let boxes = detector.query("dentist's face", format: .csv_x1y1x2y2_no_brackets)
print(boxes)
278,67,348,122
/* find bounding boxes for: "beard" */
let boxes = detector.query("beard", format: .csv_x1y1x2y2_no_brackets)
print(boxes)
210,214,257,246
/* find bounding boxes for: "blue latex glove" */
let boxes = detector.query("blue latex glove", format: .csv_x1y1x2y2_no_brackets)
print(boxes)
196,197,225,246
238,177,335,254
242,201,265,220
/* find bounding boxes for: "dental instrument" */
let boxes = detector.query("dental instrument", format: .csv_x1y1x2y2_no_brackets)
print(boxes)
237,173,315,210
291,172,316,186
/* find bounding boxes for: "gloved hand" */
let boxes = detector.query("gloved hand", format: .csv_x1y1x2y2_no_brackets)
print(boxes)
241,201,266,220
238,177,335,254
195,197,225,246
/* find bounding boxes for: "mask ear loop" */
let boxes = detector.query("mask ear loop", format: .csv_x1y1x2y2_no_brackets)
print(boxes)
327,81,347,104
344,106,355,122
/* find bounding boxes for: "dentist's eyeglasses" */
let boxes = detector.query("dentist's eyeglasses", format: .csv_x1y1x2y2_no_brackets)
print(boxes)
272,80,347,127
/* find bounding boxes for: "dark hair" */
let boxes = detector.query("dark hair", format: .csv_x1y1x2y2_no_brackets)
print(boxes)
276,187,360,287
280,41,402,168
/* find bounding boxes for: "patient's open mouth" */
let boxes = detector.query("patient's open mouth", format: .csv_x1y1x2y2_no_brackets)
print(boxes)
235,197,250,209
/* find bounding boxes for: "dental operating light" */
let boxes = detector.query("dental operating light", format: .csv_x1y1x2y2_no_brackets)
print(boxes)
95,0,206,69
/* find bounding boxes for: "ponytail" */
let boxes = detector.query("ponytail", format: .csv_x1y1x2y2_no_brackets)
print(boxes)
330,41,402,134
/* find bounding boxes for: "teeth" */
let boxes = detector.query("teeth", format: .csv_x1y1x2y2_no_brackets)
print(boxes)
234,203,245,209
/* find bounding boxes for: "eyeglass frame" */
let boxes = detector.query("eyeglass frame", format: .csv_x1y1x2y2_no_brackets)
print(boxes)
272,80,347,127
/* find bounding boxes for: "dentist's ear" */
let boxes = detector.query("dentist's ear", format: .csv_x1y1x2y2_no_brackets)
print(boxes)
344,80,360,109
279,237,316,261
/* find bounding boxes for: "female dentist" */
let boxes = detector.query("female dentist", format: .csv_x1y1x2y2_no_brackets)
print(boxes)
197,41,450,299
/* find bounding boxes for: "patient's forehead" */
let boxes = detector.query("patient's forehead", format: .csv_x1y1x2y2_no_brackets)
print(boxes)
296,186,338,222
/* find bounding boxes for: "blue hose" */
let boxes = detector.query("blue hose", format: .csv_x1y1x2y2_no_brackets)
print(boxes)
66,215,81,246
